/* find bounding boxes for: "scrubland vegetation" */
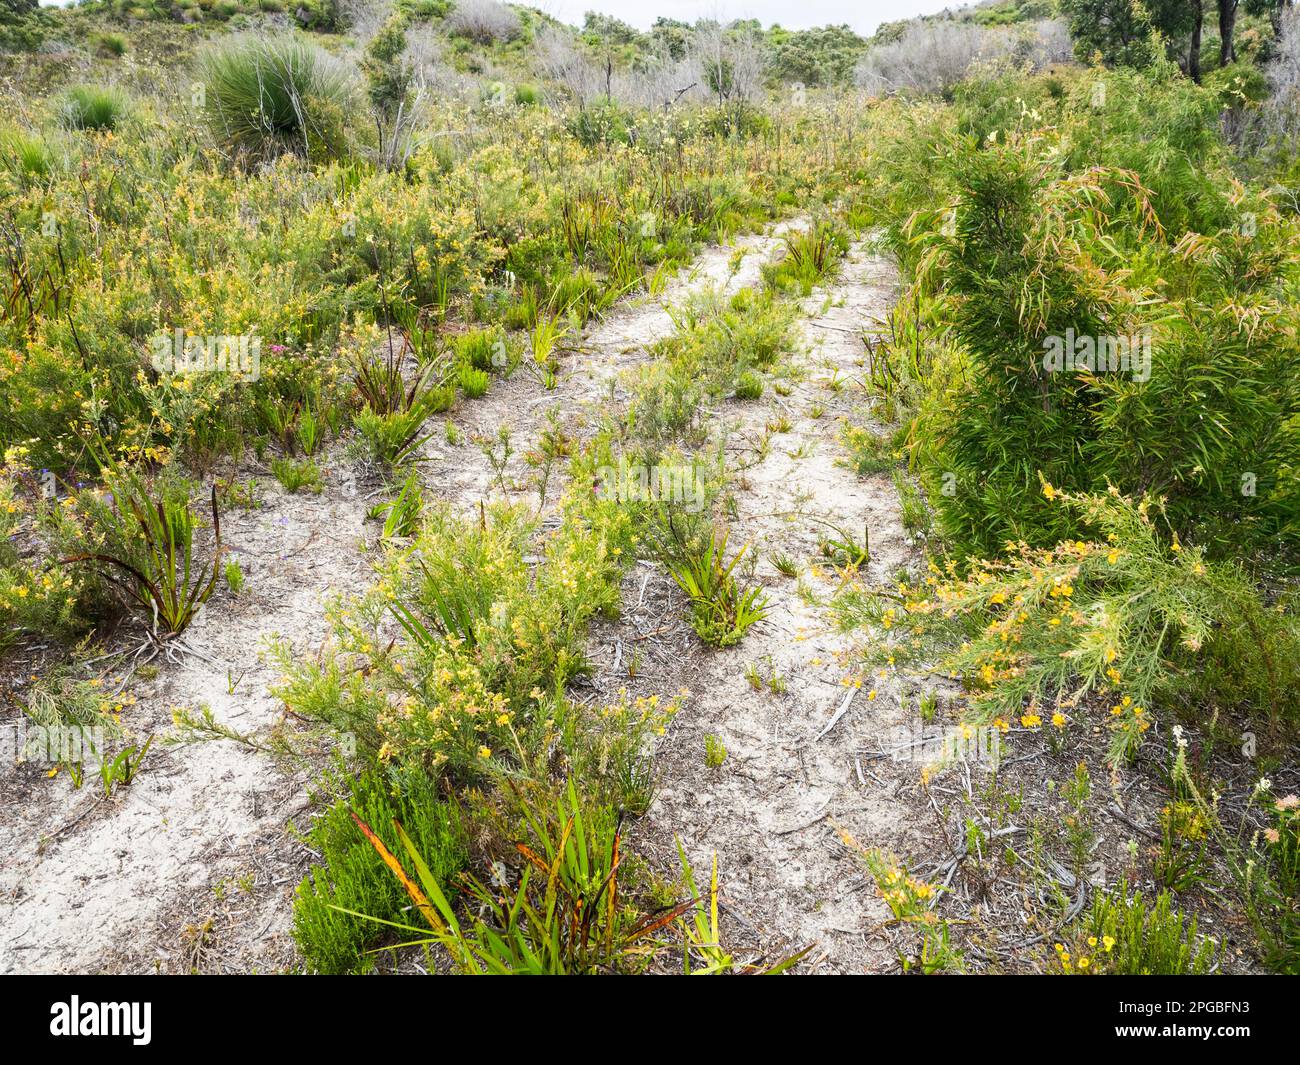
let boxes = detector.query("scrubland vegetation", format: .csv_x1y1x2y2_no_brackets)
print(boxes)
1,0,1298,976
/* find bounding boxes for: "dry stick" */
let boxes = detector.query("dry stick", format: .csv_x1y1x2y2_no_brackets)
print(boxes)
45,796,107,843
772,800,832,836
1106,801,1162,843
815,686,856,741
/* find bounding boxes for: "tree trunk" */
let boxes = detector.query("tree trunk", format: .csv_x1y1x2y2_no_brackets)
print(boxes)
1190,0,1203,81
1219,0,1238,66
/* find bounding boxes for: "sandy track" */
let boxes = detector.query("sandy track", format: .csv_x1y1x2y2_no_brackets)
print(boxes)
417,219,806,516
584,243,928,973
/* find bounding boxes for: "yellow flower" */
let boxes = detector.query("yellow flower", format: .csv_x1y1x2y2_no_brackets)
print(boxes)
1042,482,1057,501
1052,712,1067,729
1021,713,1042,729
477,746,492,759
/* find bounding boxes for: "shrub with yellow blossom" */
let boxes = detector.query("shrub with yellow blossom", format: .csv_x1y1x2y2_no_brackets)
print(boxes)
834,486,1300,764
838,826,962,973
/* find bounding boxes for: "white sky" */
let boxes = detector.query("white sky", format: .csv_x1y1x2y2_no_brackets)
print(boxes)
40,0,965,35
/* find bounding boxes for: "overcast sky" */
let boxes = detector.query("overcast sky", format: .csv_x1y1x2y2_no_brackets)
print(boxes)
39,0,964,35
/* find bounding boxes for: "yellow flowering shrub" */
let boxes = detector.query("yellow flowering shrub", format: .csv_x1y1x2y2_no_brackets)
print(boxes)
0,467,88,643
835,486,1300,763
272,466,658,794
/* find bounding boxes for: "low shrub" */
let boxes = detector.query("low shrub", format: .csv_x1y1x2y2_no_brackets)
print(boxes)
350,778,689,974
664,528,768,648
834,487,1300,763
59,469,223,638
293,763,467,974
58,85,130,132
1054,879,1218,975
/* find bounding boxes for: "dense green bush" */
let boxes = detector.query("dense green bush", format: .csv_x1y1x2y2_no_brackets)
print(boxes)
294,764,467,974
58,85,130,132
197,35,358,163
870,70,1300,570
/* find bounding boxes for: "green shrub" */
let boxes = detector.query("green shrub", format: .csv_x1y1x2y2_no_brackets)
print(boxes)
762,220,848,295
293,763,467,974
1054,879,1218,975
349,778,660,974
914,133,1296,563
352,350,454,467
664,528,769,648
59,469,223,637
834,488,1300,762
270,486,642,780
197,35,357,163
734,370,763,400
271,455,322,494
451,327,500,373
456,362,489,399
361,12,412,118
58,85,130,132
